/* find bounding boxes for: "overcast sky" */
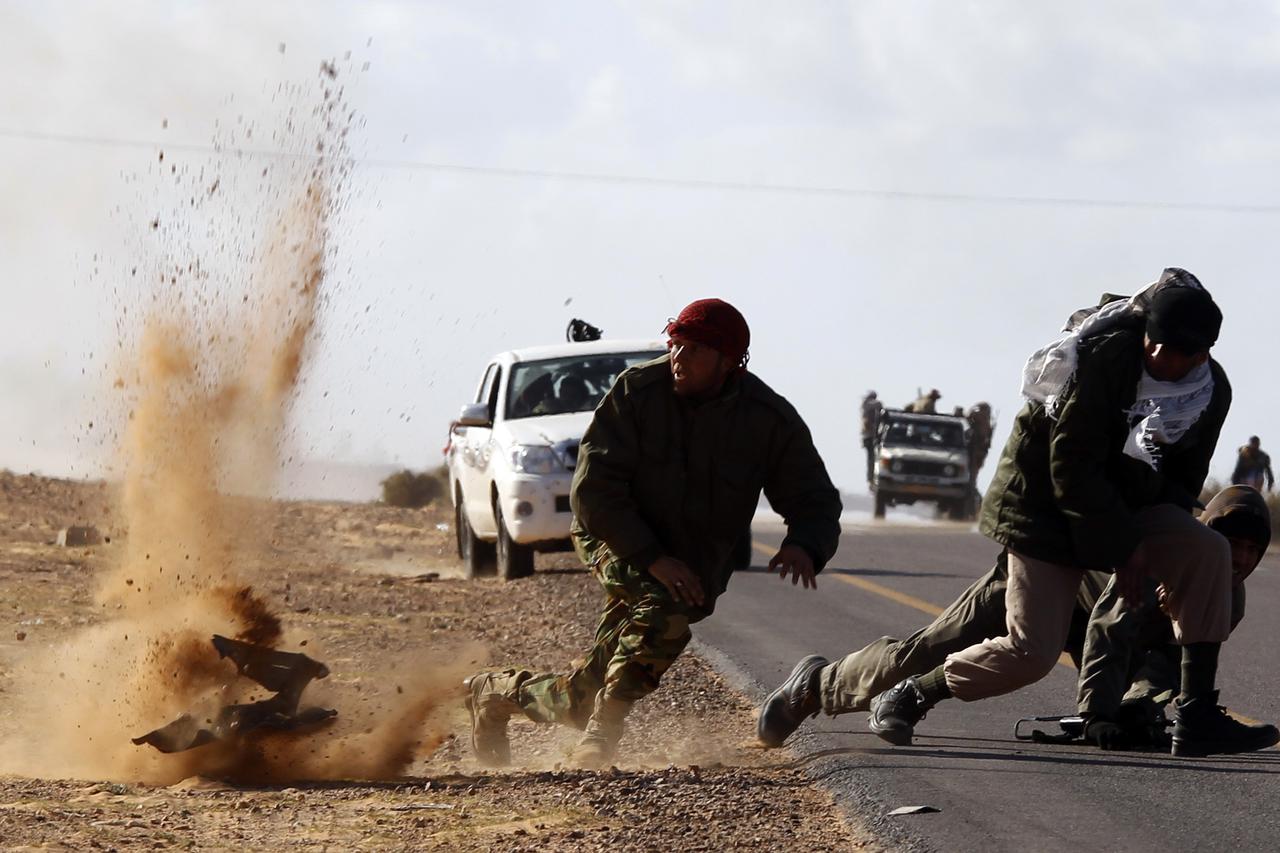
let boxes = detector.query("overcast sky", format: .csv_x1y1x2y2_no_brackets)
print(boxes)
3,1,1279,497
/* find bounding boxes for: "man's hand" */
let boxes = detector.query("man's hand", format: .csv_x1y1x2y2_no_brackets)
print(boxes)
767,544,816,590
648,556,705,607
1155,583,1170,616
1114,541,1148,608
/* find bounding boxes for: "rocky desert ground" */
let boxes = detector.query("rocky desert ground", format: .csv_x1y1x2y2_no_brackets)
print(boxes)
0,470,874,851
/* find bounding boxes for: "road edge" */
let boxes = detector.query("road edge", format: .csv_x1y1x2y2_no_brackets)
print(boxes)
690,636,931,853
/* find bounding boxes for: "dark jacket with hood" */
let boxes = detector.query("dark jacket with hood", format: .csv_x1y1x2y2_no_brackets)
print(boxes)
980,327,1231,570
570,355,842,606
1076,486,1269,717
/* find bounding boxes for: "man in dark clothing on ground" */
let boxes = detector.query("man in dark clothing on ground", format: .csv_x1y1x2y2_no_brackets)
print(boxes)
1077,485,1270,748
1231,436,1274,492
465,299,842,767
758,270,1278,757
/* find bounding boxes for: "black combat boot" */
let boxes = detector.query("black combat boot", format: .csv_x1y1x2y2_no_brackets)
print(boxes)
868,677,937,746
757,654,828,747
1171,692,1280,757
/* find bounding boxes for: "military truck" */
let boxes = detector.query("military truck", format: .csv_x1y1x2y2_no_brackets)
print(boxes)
871,409,977,521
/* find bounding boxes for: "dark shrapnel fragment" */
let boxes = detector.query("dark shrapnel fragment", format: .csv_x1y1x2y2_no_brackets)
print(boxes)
132,635,336,753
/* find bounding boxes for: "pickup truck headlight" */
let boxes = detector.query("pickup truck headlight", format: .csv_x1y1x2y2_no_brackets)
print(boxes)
510,444,558,474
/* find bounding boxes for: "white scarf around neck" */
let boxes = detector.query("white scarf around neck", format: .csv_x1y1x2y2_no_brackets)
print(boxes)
1123,361,1214,469
1019,274,1215,471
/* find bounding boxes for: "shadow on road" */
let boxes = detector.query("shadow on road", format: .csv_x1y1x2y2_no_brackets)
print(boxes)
827,566,971,580
781,741,1280,777
736,565,968,580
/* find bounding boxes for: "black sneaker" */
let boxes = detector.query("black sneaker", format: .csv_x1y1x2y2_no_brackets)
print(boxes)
868,677,934,746
757,655,828,747
1172,692,1280,757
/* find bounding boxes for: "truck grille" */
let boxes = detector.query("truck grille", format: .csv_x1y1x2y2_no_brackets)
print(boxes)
898,460,951,477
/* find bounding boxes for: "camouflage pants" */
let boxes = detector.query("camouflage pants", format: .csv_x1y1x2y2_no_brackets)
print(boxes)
513,540,697,729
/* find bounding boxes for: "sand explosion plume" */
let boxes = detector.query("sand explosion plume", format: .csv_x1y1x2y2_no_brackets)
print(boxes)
0,66,464,784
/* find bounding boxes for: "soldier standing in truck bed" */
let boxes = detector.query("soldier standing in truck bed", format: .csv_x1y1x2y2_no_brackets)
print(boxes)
861,391,883,485
966,402,994,480
905,388,941,414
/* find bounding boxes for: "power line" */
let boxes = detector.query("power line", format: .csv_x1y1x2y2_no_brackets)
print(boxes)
4,124,1280,214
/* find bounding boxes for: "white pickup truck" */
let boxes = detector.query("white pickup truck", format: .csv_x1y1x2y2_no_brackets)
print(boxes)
446,338,667,579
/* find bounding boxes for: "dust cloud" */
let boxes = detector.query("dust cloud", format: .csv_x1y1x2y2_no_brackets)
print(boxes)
0,64,465,785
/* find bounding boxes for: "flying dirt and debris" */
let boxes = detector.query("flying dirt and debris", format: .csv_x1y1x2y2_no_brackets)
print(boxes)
0,62,470,787
131,635,336,754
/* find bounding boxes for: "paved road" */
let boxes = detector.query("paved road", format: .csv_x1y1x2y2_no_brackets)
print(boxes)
696,518,1280,852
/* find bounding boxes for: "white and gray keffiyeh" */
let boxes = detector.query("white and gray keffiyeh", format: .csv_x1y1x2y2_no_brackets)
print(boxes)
1019,268,1215,470
1122,362,1214,469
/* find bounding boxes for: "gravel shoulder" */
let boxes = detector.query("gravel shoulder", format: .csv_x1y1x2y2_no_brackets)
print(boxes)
0,471,878,851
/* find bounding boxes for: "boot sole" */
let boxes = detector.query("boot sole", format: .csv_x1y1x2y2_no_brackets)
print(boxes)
868,719,914,747
1172,730,1280,757
757,655,827,748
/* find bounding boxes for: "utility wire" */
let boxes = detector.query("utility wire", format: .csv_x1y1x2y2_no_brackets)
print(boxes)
4,125,1280,214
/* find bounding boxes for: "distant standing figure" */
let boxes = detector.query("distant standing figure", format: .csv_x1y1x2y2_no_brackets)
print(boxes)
905,388,941,414
1232,436,1274,492
861,391,883,484
966,402,994,481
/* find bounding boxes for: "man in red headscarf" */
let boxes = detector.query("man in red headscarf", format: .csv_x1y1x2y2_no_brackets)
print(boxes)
465,298,843,767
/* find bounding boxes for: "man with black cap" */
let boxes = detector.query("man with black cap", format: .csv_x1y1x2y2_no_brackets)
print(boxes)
759,269,1278,757
465,298,842,768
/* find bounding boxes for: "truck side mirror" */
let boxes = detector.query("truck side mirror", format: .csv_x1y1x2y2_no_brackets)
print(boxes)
457,402,492,428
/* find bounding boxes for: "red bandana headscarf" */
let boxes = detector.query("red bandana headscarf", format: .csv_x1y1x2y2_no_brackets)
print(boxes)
664,298,751,369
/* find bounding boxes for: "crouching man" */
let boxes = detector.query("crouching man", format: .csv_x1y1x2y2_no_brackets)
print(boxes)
465,299,842,768
757,485,1271,752
1077,485,1272,748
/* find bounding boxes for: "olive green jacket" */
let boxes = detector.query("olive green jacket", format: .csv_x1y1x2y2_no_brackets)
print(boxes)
570,356,842,601
980,328,1231,570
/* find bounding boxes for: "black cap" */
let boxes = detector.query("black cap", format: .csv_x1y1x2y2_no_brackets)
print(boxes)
1146,278,1222,354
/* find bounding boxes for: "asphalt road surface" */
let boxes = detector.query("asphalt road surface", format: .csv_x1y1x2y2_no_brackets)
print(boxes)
696,516,1280,852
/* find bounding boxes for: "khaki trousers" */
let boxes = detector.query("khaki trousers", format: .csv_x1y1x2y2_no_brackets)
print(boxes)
819,556,1107,715
945,504,1231,702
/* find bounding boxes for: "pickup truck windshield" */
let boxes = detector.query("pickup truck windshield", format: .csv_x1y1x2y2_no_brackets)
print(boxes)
506,351,664,420
883,420,965,449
